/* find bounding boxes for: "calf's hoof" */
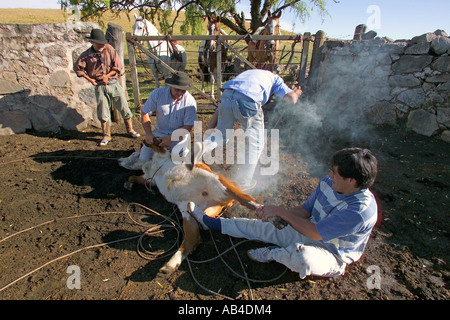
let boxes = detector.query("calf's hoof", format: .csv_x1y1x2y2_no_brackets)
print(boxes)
268,216,288,229
158,264,176,277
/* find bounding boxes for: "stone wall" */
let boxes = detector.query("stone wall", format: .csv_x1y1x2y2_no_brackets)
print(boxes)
1,22,449,143
0,22,100,135
311,30,449,142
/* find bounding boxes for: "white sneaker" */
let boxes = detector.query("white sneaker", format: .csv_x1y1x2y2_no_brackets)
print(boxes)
128,131,141,138
187,201,209,230
118,151,144,170
247,246,277,263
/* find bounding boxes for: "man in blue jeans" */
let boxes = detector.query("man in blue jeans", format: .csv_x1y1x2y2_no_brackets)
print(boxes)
193,69,303,190
188,148,378,279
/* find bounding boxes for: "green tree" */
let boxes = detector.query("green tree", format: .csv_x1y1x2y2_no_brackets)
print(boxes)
59,0,329,35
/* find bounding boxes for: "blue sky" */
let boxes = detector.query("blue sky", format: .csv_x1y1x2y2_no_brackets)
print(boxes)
0,0,449,40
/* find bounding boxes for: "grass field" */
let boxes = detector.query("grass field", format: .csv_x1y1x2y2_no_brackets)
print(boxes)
1,8,311,111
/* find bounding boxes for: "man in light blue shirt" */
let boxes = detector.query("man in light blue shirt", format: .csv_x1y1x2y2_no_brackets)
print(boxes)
140,76,197,147
193,69,302,190
222,69,293,105
119,71,197,170
188,148,378,279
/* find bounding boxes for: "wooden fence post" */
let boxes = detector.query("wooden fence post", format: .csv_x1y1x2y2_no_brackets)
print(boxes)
106,23,124,123
307,30,325,92
133,39,218,106
124,33,323,107
126,33,142,113
298,32,312,87
224,41,257,70
353,24,367,40
216,36,222,101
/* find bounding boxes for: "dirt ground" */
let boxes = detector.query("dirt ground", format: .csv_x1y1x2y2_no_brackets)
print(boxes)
0,108,448,301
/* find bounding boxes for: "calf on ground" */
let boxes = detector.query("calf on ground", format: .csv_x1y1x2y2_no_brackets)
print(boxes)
124,141,258,275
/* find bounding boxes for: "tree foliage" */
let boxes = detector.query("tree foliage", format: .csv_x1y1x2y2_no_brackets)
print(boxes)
59,0,329,35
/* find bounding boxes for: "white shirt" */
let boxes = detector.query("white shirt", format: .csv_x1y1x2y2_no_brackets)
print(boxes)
142,86,197,137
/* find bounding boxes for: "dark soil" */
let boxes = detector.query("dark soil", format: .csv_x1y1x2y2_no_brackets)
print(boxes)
0,111,448,300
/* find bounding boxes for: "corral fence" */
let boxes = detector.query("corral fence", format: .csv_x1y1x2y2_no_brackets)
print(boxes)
123,24,370,112
125,31,325,111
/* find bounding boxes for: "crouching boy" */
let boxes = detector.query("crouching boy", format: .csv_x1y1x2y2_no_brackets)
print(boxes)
189,147,378,279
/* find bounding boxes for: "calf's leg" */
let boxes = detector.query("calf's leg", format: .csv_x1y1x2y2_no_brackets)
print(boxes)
124,175,147,190
158,201,202,275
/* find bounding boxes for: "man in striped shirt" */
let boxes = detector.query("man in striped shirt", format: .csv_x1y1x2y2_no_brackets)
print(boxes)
189,148,378,279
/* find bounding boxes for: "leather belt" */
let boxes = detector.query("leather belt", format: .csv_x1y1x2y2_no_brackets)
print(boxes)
96,78,117,86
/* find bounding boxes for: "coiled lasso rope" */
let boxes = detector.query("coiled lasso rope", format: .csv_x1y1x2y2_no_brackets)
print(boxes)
0,203,180,293
0,155,286,299
0,202,287,299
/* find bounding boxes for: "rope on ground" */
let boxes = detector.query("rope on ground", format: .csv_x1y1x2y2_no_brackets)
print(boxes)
0,155,120,167
188,231,287,283
0,204,180,293
0,202,287,299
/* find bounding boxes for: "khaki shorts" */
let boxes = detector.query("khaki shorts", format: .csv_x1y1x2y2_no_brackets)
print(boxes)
95,82,133,122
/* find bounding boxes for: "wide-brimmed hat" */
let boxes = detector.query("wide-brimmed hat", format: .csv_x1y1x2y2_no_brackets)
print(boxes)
86,29,108,45
165,71,194,90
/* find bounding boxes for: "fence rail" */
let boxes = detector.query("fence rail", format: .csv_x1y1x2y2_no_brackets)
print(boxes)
125,34,308,41
125,31,326,111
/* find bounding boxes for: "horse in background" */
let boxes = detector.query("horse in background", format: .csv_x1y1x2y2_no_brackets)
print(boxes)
247,11,281,71
132,13,187,88
198,16,228,99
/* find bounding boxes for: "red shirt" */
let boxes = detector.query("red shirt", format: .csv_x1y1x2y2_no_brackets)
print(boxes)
73,44,123,82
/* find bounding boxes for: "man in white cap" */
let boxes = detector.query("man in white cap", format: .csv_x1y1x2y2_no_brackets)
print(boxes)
119,71,197,169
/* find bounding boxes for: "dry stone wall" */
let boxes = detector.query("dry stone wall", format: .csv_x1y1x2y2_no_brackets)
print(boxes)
0,22,100,135
312,30,449,142
1,22,448,143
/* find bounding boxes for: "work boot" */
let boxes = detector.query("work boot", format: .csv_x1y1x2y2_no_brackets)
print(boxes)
233,163,258,191
100,121,111,146
124,118,141,138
